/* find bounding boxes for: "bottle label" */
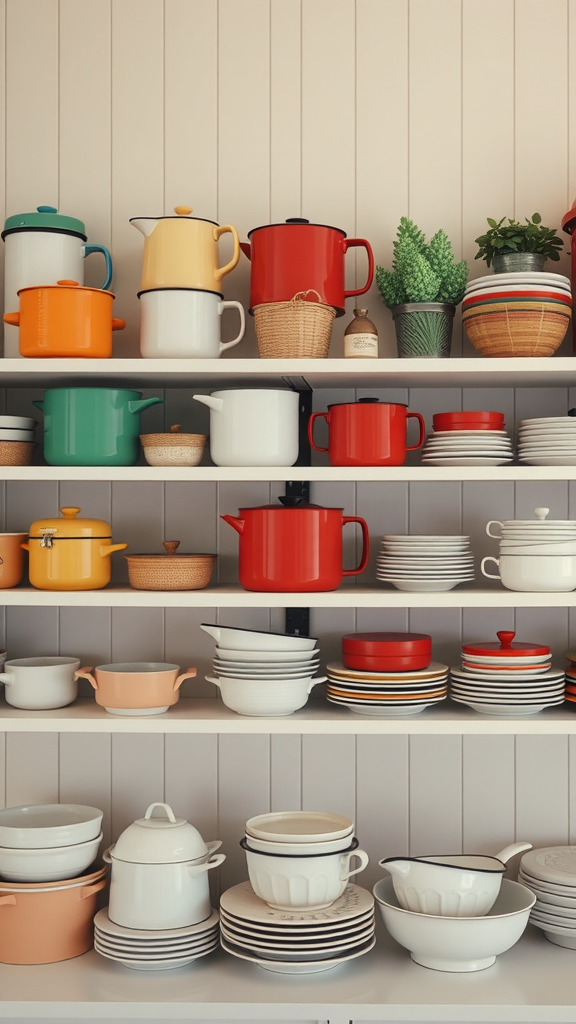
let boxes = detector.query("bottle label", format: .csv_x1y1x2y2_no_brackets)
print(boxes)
344,332,378,358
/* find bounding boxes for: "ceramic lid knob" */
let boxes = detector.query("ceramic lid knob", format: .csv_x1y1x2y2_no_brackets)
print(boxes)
57,280,79,287
60,507,81,519
174,206,193,216
496,631,515,648
533,507,550,521
163,541,180,556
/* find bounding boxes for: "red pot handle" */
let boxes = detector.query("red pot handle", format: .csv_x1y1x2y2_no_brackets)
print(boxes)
343,239,375,298
308,412,329,452
406,412,426,451
342,517,370,577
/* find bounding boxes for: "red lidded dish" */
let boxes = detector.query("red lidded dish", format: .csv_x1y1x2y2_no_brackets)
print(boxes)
432,411,505,432
461,631,550,657
341,631,432,672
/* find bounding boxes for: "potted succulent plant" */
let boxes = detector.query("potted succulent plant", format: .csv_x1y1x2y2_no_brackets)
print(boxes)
475,213,564,274
376,218,468,358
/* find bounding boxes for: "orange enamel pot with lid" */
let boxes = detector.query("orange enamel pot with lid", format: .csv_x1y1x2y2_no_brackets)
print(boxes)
3,280,125,358
23,507,127,591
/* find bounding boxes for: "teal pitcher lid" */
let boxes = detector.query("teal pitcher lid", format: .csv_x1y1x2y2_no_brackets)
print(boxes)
2,206,87,238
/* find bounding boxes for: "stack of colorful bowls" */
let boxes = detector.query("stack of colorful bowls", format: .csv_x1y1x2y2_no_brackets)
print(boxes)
517,415,576,467
450,630,564,716
0,415,37,466
519,846,576,949
421,411,514,467
377,534,475,592
326,654,449,717
462,271,572,356
563,647,576,706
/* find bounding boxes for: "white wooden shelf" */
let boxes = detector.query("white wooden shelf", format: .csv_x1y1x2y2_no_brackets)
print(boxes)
2,356,576,388
0,697,574,734
3,464,576,482
1,583,575,607
0,926,574,1022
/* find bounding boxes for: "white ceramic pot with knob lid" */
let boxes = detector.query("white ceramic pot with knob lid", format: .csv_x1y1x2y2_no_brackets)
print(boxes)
104,802,225,930
2,206,112,357
192,389,299,467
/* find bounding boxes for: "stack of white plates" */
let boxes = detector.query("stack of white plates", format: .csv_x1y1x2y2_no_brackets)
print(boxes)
212,646,321,678
520,847,576,949
517,417,576,466
376,535,475,592
220,880,375,974
421,430,514,467
449,666,565,716
94,907,220,971
326,661,449,717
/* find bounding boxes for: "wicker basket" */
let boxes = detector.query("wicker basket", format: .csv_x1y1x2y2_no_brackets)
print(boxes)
253,291,336,358
140,426,206,467
463,304,571,357
126,542,216,591
0,441,36,466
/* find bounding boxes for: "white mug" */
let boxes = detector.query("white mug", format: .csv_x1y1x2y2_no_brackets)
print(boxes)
139,288,245,358
243,842,369,911
481,554,576,593
0,656,80,709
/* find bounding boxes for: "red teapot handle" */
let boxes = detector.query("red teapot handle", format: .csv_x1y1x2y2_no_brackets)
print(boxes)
343,239,374,298
341,517,370,576
406,412,426,451
308,412,329,452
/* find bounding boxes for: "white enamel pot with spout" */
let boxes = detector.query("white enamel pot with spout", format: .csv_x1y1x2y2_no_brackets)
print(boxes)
193,389,299,467
104,802,225,930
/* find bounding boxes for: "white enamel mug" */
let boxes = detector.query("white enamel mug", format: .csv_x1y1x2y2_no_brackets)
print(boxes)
139,288,245,358
242,840,369,910
481,554,576,592
192,389,300,467
0,657,80,709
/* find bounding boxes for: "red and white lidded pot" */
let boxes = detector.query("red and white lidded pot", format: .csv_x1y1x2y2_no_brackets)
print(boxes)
461,631,551,670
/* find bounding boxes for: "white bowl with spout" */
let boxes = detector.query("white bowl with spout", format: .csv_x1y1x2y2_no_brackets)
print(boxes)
380,842,532,917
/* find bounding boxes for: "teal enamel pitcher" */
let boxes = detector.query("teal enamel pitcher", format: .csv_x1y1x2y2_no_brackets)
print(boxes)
33,388,164,466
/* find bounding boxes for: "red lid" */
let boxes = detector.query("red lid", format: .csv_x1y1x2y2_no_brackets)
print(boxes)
462,631,550,657
342,632,432,655
433,411,505,430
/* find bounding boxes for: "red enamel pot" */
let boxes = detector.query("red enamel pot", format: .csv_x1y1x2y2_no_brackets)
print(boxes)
308,399,425,467
240,218,374,316
221,497,369,592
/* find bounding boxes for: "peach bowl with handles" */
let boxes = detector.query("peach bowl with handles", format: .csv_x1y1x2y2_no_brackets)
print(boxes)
76,662,196,715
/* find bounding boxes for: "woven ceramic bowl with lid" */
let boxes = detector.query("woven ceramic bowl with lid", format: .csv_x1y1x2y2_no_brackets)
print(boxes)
140,425,207,467
341,631,432,672
125,541,216,591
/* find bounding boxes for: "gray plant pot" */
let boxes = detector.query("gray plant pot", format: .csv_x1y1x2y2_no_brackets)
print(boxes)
492,253,547,274
391,303,455,358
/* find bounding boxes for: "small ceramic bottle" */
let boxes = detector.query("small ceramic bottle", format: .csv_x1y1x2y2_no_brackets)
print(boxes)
344,308,378,358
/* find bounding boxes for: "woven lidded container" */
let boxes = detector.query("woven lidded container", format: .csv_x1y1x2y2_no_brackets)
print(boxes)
0,441,36,466
253,290,336,358
126,541,216,591
140,425,206,467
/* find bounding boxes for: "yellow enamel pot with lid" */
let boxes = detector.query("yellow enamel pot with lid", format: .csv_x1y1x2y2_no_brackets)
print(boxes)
130,205,240,291
24,507,127,591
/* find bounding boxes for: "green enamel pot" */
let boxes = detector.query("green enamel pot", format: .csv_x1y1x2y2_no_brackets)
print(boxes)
33,388,164,466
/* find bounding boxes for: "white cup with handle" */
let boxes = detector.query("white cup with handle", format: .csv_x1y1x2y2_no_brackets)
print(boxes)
138,288,245,358
0,657,80,709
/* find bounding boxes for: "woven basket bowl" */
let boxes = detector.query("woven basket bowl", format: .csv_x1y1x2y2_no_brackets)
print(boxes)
253,298,336,358
463,305,571,357
0,441,36,466
140,433,206,467
126,551,216,591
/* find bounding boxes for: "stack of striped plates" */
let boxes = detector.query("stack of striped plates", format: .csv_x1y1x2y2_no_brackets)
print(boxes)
326,661,449,717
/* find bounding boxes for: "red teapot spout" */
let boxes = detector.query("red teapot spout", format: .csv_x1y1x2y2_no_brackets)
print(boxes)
240,242,251,261
221,514,244,535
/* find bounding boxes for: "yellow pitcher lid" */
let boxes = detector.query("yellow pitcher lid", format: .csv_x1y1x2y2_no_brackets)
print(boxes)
28,507,113,539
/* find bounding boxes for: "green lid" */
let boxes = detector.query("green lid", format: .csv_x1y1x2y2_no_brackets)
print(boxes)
3,206,87,237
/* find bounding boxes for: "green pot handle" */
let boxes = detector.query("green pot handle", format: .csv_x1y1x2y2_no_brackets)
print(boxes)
128,397,164,414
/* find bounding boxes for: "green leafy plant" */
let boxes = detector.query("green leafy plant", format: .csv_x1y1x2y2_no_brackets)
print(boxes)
475,213,564,266
376,217,468,308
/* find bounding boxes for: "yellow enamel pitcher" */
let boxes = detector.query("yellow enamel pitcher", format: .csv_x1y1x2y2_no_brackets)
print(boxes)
130,206,240,292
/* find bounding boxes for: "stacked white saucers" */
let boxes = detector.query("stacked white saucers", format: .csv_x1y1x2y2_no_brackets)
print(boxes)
376,535,475,592
220,880,375,974
450,631,563,716
326,661,449,716
519,847,576,949
517,416,576,466
94,907,220,971
421,430,514,467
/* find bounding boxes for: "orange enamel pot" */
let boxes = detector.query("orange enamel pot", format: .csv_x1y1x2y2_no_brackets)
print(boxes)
76,662,197,712
0,865,107,964
3,280,125,358
0,533,27,588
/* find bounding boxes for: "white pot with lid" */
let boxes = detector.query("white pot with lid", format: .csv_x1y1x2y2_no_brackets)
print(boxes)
2,206,112,358
104,802,225,930
192,389,299,467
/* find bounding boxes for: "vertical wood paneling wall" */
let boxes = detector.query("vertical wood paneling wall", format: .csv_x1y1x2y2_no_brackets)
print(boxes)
1,0,576,892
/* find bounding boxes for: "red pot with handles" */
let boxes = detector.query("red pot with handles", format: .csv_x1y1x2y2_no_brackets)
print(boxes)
308,399,425,467
221,497,370,592
240,218,374,316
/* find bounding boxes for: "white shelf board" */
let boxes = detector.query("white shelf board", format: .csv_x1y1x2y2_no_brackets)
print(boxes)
1,584,575,607
4,464,576,482
0,926,574,1022
2,356,576,388
1,697,575,734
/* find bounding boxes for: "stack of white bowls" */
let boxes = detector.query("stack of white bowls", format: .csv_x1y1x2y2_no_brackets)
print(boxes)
520,846,576,949
517,416,576,466
98,802,224,971
377,535,475,592
200,622,325,717
0,803,103,883
221,810,374,975
481,506,576,592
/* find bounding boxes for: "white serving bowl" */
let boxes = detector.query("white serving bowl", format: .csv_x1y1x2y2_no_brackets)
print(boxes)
201,623,318,652
0,832,102,881
244,833,355,855
243,841,369,910
374,876,534,972
215,647,320,663
205,675,325,717
0,803,104,849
